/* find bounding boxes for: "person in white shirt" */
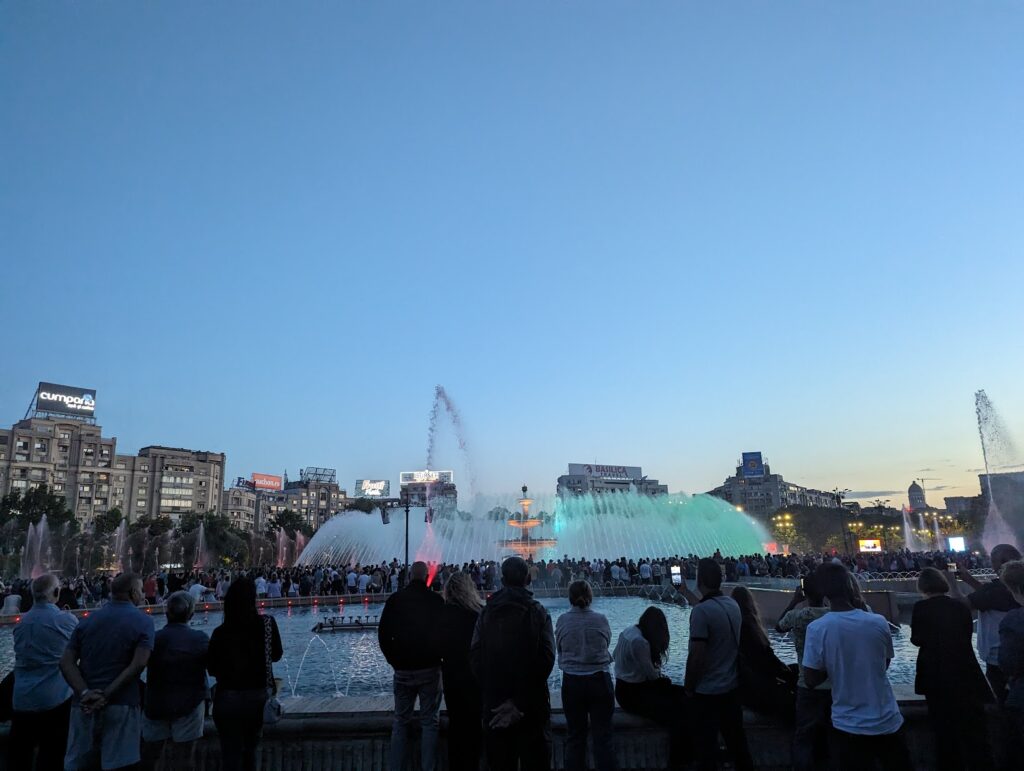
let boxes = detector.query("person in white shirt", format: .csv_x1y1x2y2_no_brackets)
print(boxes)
254,574,267,598
347,569,358,594
803,562,910,771
358,571,372,594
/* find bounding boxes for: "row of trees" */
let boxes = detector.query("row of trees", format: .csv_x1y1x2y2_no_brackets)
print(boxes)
0,484,316,577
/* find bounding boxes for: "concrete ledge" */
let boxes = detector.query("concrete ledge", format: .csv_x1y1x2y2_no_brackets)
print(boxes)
0,695,943,770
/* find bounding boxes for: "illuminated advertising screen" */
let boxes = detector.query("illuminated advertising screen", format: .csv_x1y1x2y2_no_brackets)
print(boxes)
35,382,96,417
948,536,967,553
355,479,390,498
251,473,283,491
400,470,453,485
741,452,765,479
858,539,883,553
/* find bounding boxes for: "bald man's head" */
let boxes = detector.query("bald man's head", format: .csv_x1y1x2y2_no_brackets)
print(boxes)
409,561,429,582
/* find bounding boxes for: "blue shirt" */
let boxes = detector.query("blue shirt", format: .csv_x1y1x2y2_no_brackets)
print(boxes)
67,600,155,706
12,602,78,711
145,622,209,720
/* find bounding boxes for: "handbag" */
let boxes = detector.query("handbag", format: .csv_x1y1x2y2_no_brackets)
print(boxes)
262,615,282,725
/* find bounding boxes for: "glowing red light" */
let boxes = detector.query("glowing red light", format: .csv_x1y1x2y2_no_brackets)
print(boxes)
83,612,89,617
14,616,20,623
204,604,209,610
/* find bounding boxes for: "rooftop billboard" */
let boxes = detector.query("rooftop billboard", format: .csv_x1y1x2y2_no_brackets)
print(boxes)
355,479,391,498
251,473,283,491
741,452,765,479
400,470,454,485
35,382,96,418
567,464,642,480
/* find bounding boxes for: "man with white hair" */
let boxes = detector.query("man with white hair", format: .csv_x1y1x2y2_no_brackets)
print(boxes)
141,590,209,769
10,573,78,770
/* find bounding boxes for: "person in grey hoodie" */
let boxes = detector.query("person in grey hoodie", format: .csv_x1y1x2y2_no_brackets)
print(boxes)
555,581,616,771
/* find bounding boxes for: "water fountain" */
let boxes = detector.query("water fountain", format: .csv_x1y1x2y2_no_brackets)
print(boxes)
901,509,923,552
976,390,1021,550
297,489,770,567
20,515,51,579
276,528,291,568
498,486,558,559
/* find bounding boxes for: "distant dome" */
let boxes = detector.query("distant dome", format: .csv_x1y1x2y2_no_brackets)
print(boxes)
908,481,923,493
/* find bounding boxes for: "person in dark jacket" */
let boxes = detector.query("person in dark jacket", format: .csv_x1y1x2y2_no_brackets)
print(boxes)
997,560,1024,765
731,585,796,717
378,561,445,771
910,567,993,771
439,572,484,771
470,556,555,771
141,591,209,770
207,578,282,771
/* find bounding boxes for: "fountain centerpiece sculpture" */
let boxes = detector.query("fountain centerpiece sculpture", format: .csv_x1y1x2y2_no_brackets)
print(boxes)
499,485,558,559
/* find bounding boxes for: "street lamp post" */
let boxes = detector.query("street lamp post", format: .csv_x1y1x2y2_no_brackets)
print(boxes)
403,494,411,588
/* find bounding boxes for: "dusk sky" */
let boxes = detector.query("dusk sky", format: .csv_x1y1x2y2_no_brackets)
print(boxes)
3,2,1022,509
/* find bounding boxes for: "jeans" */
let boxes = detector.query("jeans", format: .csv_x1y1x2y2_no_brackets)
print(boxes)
614,678,688,770
791,687,832,771
562,672,616,771
213,688,267,771
832,727,911,771
391,667,442,771
9,698,70,771
691,690,753,771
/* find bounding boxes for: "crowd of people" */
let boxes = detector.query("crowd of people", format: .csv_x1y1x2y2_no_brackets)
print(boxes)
0,543,1019,770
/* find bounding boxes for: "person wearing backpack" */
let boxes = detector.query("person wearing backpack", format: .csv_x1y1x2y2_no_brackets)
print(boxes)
470,556,555,771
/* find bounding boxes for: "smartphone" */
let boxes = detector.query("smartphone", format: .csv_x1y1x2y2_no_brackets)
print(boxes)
947,562,958,574
670,565,682,586
800,577,806,590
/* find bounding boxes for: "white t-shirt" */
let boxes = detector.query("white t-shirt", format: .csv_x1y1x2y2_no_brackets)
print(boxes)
358,574,371,593
802,610,903,736
254,577,267,595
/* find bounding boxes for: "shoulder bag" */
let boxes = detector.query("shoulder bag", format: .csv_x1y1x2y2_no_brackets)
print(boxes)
263,615,282,725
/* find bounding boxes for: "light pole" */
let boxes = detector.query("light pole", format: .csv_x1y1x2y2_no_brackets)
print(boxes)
403,492,411,588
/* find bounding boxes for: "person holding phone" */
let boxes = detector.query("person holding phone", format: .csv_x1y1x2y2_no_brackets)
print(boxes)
911,567,994,770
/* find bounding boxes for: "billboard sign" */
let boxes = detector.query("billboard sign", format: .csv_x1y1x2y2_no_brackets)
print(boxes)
948,536,967,553
741,452,765,479
400,470,454,485
356,479,391,498
35,382,96,417
858,539,883,553
567,464,642,480
251,473,283,491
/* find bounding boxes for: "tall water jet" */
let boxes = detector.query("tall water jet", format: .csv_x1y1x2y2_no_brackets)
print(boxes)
932,514,942,548
194,522,207,570
21,522,37,579
276,528,290,568
902,509,923,552
294,531,306,562
976,390,1020,551
112,518,129,574
425,385,477,501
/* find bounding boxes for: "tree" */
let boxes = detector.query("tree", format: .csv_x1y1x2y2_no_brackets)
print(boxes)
346,498,377,514
265,509,312,540
0,485,78,533
93,507,124,536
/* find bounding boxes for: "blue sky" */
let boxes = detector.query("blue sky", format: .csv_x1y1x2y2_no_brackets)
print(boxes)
2,1,1022,508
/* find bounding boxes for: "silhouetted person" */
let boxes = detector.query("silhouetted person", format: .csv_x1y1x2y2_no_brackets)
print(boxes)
911,567,993,770
471,556,555,771
438,572,483,771
379,560,444,771
207,577,283,771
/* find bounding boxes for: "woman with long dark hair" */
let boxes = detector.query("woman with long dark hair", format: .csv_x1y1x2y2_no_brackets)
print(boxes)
612,606,688,769
438,572,483,771
730,585,796,716
207,577,283,771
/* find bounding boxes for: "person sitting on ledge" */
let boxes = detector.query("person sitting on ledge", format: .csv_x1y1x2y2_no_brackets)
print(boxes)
612,606,688,770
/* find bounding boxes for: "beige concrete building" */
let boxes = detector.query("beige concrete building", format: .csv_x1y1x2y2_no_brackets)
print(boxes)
222,485,259,532
0,416,224,525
